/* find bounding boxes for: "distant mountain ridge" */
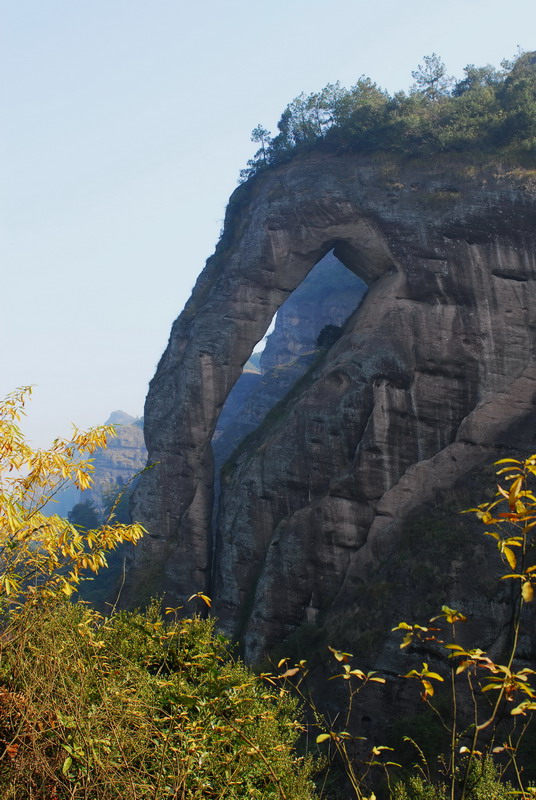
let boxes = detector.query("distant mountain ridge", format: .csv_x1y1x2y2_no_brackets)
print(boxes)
80,412,147,513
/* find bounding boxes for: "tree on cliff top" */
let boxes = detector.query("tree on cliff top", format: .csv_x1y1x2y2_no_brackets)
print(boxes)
411,53,453,99
240,50,536,181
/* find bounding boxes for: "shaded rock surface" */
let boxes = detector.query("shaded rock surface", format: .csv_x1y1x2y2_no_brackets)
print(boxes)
128,152,536,664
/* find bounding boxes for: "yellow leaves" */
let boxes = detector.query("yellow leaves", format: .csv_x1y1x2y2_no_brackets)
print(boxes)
75,468,93,491
5,501,18,534
367,674,386,684
511,700,536,716
522,580,535,603
0,388,146,603
339,664,365,681
466,456,536,610
504,545,518,570
328,646,353,662
70,425,116,454
499,568,536,603
280,667,301,679
481,664,536,701
392,621,438,649
430,605,467,625
2,574,21,597
260,659,308,687
326,646,385,687
188,592,212,608
509,475,524,510
445,644,496,675
316,730,365,744
459,746,482,756
404,662,444,700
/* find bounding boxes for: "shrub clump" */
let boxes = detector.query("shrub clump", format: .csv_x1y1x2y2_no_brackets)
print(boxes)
0,599,316,799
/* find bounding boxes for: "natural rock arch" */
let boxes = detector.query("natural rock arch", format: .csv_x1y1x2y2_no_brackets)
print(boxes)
128,153,536,660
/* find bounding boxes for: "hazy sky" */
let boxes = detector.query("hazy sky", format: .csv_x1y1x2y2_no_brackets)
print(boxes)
2,0,535,446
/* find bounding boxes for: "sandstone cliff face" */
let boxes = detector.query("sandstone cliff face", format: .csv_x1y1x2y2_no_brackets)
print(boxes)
129,153,536,661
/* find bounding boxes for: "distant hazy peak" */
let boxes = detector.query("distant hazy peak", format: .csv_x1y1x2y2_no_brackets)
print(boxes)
105,410,136,426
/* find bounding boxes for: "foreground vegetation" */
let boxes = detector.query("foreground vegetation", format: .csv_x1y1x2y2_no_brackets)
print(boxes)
2,387,536,798
1,601,315,799
0,388,315,799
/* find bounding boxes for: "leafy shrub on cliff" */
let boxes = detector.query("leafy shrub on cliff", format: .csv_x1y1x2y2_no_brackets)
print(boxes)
241,50,536,180
316,324,342,349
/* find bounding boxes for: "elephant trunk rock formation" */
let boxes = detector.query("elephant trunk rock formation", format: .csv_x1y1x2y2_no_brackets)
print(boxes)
128,153,536,662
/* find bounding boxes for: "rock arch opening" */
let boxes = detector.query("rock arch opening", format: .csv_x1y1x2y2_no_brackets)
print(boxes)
210,251,368,541
127,165,406,614
212,253,367,480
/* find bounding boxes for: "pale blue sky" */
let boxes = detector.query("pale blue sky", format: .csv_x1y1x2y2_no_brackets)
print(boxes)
2,0,535,446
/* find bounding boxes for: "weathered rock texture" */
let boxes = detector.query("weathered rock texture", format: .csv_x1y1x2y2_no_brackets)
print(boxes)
129,153,536,661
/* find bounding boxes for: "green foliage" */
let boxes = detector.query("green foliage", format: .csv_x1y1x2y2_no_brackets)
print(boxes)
392,773,448,800
316,324,342,349
241,51,536,181
392,759,513,800
0,393,315,798
411,53,453,99
77,478,141,606
0,600,316,799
